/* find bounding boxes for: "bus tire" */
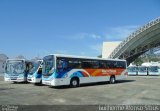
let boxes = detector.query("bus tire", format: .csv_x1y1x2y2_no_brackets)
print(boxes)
110,76,116,84
13,81,17,84
70,77,79,88
40,80,42,85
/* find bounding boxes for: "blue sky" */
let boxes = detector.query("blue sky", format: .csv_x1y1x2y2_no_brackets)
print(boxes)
0,0,160,59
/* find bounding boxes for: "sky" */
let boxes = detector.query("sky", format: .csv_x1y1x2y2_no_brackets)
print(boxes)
0,0,160,59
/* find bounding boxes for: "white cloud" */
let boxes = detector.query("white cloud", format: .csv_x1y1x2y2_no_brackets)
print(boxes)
90,44,102,53
71,33,102,40
79,52,86,55
104,25,139,41
70,25,139,41
55,50,68,54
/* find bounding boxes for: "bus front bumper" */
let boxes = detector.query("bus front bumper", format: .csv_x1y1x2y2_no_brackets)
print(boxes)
5,77,26,82
28,77,41,83
42,80,51,85
42,78,70,86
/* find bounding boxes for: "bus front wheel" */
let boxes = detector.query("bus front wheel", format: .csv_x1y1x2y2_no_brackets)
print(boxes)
110,76,116,84
70,78,79,88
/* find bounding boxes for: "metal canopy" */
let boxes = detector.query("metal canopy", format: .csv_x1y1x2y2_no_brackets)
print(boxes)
108,17,160,65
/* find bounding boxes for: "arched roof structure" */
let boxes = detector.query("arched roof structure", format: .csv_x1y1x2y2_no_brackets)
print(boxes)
109,17,160,65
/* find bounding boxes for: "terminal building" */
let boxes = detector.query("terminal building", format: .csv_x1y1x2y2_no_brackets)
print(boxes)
102,41,121,58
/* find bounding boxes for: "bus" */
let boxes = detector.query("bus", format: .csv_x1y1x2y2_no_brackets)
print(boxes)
42,54,127,87
127,66,138,76
4,59,33,82
27,60,43,84
137,66,148,76
148,65,160,76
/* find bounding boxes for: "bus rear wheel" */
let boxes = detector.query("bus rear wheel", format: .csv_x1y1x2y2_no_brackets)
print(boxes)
110,76,116,84
70,78,79,88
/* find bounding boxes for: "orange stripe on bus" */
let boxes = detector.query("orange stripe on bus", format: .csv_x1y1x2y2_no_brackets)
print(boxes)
81,71,89,77
84,68,125,77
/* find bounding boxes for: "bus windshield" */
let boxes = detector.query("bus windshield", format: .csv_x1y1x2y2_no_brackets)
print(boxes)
28,61,42,75
128,67,137,72
148,66,158,72
42,55,54,76
6,60,25,74
138,67,147,72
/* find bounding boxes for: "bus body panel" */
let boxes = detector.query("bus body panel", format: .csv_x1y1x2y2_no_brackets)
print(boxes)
27,72,42,83
138,72,148,76
128,72,137,75
43,70,127,86
148,72,160,76
42,54,127,86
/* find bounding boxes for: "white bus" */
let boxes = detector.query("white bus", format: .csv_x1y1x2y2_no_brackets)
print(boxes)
148,65,160,76
137,66,148,76
42,54,127,87
4,59,33,82
127,66,138,76
27,60,43,84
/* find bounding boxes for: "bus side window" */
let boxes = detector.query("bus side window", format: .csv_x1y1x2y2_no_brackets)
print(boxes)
92,61,99,69
106,61,113,68
117,61,126,68
57,59,68,72
68,59,81,69
100,61,107,68
38,68,42,74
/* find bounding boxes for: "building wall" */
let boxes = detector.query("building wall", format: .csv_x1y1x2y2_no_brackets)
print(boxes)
102,41,121,58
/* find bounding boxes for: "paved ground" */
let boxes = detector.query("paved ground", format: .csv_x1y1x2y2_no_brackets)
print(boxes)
0,75,160,105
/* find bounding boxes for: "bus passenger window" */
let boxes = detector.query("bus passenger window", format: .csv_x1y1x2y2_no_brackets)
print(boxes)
57,60,68,72
99,62,106,68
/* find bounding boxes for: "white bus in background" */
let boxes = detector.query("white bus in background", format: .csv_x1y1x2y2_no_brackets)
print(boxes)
141,62,160,76
42,54,127,87
4,59,33,82
27,60,43,85
148,65,160,76
127,66,138,76
137,66,148,76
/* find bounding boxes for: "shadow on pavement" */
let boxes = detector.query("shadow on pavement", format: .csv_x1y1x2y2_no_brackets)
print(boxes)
50,79,136,89
0,88,15,91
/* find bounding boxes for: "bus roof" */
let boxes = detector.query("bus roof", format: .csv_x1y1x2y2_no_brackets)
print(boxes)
47,54,126,62
128,66,137,67
138,66,148,68
6,59,26,61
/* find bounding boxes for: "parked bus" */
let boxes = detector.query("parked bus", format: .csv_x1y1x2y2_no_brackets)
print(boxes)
42,54,127,87
127,66,138,76
148,65,160,76
27,60,43,84
137,66,148,76
4,59,33,82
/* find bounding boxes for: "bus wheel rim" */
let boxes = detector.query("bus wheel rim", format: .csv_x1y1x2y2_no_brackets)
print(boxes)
111,77,115,83
72,80,77,86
